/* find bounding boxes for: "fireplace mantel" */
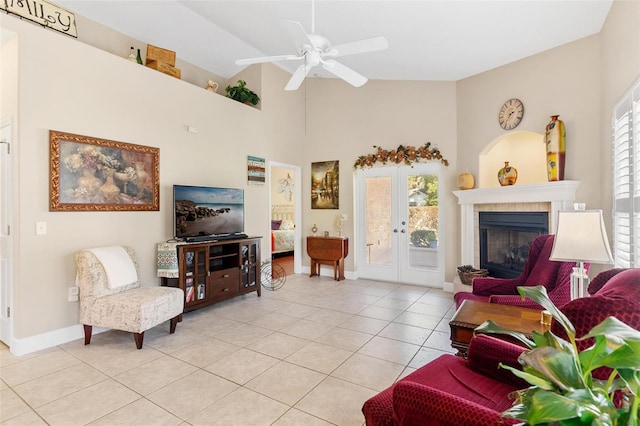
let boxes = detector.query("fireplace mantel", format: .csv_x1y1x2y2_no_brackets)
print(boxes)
453,181,581,267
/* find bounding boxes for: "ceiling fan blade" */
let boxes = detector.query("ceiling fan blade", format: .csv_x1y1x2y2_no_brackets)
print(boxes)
285,62,313,91
328,36,388,58
282,19,317,50
236,54,303,66
322,59,368,87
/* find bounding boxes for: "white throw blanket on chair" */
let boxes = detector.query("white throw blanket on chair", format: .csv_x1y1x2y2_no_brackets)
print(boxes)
88,246,138,289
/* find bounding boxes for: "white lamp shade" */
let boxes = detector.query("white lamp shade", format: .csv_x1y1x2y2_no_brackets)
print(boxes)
550,210,614,264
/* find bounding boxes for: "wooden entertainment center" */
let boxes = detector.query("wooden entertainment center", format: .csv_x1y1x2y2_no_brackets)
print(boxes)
161,237,261,312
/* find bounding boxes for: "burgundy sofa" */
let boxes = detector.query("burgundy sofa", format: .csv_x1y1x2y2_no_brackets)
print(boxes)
454,234,582,310
362,268,640,426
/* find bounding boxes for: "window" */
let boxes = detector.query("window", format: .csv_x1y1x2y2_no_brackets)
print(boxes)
613,78,640,267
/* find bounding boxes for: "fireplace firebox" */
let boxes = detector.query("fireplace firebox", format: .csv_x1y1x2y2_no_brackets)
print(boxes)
479,211,549,278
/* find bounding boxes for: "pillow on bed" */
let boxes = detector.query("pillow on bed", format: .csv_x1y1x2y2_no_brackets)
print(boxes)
271,220,282,230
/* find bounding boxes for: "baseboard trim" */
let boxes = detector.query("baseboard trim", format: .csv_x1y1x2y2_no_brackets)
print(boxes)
10,324,107,356
443,281,454,293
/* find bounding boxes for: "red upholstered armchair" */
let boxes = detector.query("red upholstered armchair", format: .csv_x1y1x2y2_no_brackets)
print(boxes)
454,234,581,310
362,334,525,426
363,267,640,426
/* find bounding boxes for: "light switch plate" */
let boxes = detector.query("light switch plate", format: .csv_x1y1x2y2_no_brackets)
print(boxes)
35,222,47,235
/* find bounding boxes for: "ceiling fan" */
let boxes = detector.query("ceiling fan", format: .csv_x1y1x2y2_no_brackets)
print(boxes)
235,1,388,91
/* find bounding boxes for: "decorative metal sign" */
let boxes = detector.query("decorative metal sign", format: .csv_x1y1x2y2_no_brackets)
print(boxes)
1,0,77,38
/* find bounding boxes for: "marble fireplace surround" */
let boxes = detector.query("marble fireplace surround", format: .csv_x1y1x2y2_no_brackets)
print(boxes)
453,181,581,268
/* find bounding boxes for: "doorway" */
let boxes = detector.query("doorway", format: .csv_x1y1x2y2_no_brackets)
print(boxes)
269,162,302,275
356,163,445,286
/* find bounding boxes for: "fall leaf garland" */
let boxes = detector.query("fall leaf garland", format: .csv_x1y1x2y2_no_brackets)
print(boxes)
353,142,449,169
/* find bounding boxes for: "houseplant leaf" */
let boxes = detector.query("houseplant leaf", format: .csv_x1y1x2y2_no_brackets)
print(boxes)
523,389,605,425
481,285,640,424
519,346,586,391
581,317,640,344
474,319,535,348
500,363,557,390
516,286,576,338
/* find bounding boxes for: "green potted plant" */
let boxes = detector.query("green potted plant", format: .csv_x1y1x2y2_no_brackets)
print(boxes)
476,286,640,425
225,79,260,106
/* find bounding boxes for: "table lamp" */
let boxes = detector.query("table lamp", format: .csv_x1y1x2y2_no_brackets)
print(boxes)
549,209,614,299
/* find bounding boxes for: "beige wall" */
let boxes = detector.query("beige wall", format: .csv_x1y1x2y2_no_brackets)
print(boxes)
303,79,458,276
457,34,602,208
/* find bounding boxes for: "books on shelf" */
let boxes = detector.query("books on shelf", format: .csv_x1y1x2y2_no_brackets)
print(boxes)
197,284,205,300
186,286,195,303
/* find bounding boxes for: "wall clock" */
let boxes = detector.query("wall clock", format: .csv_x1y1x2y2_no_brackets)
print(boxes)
498,98,524,130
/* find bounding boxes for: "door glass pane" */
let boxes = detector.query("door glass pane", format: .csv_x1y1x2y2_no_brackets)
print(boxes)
365,176,392,265
407,173,439,269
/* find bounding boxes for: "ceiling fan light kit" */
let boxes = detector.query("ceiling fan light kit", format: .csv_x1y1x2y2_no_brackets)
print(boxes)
235,3,388,91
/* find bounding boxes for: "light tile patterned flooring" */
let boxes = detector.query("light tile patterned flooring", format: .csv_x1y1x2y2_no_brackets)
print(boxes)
0,274,456,426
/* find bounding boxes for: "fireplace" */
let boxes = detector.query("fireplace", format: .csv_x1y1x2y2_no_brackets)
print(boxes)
479,211,549,278
450,181,579,294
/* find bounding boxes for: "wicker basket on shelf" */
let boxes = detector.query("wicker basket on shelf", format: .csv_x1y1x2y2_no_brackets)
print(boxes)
457,265,489,285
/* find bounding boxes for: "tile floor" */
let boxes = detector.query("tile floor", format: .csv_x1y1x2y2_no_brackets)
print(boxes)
0,274,456,426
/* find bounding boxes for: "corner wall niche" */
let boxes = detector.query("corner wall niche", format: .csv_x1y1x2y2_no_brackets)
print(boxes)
479,131,546,188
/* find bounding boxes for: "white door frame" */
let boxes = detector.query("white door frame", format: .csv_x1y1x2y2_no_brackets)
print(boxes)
1,117,14,346
356,163,445,286
268,162,302,274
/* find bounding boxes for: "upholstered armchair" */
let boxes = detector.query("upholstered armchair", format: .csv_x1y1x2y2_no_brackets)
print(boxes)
76,246,184,349
454,234,581,310
362,334,524,426
363,267,640,425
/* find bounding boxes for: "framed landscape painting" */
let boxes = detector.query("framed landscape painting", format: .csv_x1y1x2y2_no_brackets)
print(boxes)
49,130,159,211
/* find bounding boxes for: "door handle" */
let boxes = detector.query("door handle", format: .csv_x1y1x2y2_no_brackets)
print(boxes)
393,229,398,233
401,229,406,233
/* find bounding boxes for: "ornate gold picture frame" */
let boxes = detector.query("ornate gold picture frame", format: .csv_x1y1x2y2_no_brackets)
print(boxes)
49,130,159,211
311,160,339,209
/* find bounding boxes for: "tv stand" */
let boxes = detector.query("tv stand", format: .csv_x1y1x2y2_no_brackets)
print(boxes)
161,236,261,312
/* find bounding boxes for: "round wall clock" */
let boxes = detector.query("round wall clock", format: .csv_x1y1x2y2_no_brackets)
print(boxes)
498,98,524,130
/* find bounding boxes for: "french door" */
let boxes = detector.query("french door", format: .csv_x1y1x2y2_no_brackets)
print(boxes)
356,163,444,286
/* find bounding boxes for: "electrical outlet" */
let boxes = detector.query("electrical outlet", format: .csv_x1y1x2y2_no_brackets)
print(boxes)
68,286,79,302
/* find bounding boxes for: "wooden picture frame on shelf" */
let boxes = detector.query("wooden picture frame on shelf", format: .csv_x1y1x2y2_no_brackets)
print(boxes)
49,130,159,211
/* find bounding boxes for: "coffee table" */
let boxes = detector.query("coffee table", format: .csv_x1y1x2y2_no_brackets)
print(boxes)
449,300,549,357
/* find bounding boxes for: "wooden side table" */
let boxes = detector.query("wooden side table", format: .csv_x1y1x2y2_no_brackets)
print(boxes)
449,300,549,357
306,236,348,281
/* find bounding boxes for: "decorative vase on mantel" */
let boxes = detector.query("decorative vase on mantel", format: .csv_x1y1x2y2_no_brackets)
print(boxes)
457,172,475,190
497,161,518,186
545,115,566,181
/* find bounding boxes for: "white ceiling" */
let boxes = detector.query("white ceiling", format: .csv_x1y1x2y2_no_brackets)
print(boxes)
57,0,613,82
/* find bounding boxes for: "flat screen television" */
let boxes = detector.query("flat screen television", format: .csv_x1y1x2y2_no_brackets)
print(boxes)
173,185,245,239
